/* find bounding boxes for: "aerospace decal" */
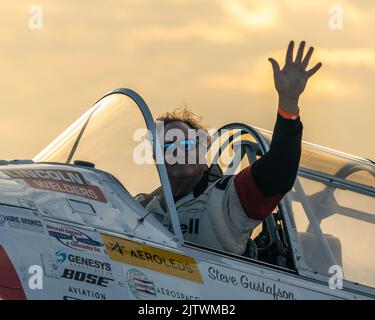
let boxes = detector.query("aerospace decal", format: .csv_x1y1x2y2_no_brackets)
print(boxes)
101,234,203,284
126,268,200,300
47,223,105,254
127,268,156,299
1,169,107,203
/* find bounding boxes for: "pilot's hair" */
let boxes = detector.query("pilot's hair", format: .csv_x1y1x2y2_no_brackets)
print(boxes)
156,105,210,143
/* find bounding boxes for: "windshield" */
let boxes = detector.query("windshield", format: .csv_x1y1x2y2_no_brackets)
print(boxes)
34,92,159,195
258,128,374,189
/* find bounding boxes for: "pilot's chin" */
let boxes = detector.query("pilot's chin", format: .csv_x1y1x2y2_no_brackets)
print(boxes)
166,163,196,179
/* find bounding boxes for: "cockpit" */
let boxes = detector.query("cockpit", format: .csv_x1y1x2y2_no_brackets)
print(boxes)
33,88,375,290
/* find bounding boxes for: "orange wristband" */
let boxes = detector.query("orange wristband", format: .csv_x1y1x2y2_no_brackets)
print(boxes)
278,107,300,120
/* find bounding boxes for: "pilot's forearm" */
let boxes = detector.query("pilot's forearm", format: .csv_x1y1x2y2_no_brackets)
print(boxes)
233,111,302,221
252,112,303,196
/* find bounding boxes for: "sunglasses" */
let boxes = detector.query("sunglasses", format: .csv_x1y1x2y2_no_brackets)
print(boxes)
163,139,198,152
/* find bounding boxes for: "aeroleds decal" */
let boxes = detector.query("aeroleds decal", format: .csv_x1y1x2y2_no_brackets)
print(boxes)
1,169,107,203
101,234,203,284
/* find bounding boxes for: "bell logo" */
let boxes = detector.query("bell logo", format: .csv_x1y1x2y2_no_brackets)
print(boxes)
28,265,43,290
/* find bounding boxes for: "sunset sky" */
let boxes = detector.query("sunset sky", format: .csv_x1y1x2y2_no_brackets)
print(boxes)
0,0,374,160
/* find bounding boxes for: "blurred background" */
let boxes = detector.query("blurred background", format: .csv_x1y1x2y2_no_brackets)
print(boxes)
0,0,374,160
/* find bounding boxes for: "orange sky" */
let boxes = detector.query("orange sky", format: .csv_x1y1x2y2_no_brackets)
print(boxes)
0,0,374,160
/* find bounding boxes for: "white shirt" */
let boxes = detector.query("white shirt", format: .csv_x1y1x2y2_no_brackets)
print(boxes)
141,175,261,255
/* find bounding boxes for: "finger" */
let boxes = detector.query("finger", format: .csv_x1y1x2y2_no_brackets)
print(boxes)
302,46,314,68
286,40,294,65
268,58,280,74
307,62,322,77
295,41,305,63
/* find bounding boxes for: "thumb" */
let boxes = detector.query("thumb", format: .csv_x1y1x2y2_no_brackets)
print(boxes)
268,58,280,74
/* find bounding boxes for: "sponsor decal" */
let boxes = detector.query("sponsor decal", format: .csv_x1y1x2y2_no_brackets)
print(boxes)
102,234,203,284
0,214,6,226
2,169,89,184
56,250,67,264
47,224,105,254
127,268,156,299
61,268,113,288
0,214,44,234
66,286,106,300
127,268,199,300
207,266,296,300
55,250,112,276
181,218,200,235
41,250,113,281
1,169,107,203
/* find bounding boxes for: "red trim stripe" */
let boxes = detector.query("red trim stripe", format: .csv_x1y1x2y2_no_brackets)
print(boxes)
234,166,282,221
0,245,26,300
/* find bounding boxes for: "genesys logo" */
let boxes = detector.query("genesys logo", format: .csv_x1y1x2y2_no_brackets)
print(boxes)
126,269,199,300
0,214,6,225
56,250,67,264
55,250,112,274
47,224,105,253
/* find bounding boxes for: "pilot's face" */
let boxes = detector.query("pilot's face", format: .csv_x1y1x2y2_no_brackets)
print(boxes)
159,121,207,180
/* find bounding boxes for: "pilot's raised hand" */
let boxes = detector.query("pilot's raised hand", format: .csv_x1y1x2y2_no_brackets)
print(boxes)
268,40,322,114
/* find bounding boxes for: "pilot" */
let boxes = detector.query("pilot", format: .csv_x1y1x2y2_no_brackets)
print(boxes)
136,41,322,256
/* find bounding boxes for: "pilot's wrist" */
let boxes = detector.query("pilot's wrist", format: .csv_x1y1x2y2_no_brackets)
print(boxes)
278,96,300,119
278,107,300,120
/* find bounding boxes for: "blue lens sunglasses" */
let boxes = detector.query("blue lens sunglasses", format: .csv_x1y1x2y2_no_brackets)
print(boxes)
163,139,198,152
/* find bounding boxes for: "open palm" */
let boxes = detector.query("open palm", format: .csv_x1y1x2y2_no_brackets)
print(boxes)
269,41,322,101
